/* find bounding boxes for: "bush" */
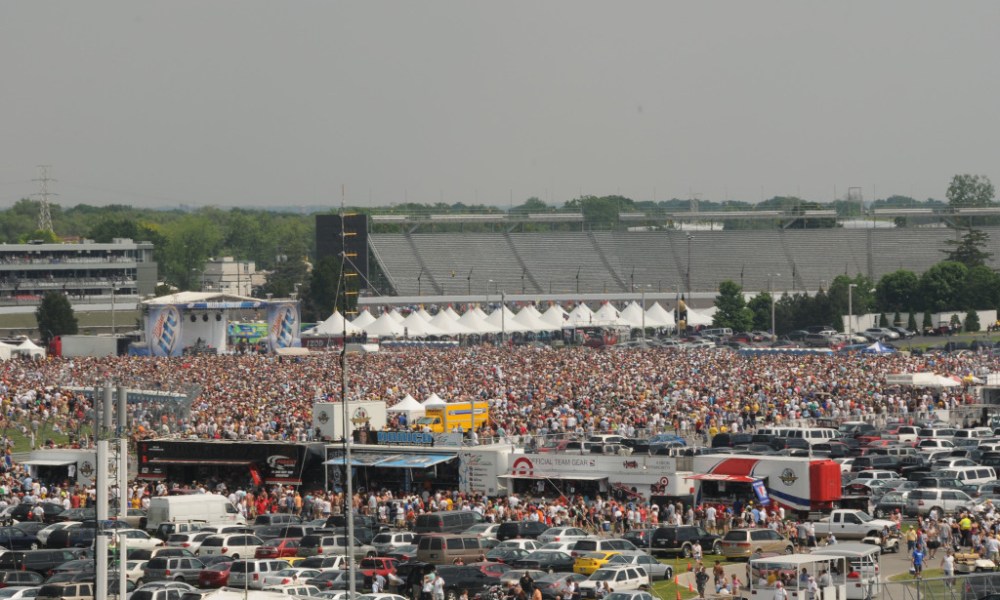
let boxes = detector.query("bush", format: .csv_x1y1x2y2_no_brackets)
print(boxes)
907,313,918,331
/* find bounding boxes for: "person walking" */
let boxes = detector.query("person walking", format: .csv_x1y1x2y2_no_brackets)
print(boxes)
695,566,709,598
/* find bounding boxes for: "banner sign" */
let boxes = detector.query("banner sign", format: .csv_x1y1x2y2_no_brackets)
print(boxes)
229,322,269,343
267,302,301,352
752,479,771,506
147,306,182,357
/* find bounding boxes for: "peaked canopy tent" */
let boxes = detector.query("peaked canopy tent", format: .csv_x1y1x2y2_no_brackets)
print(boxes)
513,307,555,332
387,394,425,423
429,311,474,336
12,339,42,358
485,307,532,333
400,311,443,337
363,313,406,337
457,310,499,334
593,303,627,326
303,310,362,336
422,393,447,408
643,302,676,328
351,309,377,329
540,305,569,328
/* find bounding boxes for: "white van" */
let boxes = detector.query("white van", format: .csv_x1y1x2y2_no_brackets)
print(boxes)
936,466,997,486
785,428,839,446
146,494,246,533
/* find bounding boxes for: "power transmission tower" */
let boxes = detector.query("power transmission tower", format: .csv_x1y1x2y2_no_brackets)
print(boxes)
32,165,56,233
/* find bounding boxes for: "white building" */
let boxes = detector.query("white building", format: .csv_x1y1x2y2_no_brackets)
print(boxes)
202,257,261,297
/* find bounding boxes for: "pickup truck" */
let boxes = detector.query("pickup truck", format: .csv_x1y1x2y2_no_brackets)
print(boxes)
814,510,898,540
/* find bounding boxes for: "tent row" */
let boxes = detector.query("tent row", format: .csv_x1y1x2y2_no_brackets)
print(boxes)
304,302,714,338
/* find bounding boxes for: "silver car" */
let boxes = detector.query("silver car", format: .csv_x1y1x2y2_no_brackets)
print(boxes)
606,554,672,581
140,556,205,584
905,488,974,517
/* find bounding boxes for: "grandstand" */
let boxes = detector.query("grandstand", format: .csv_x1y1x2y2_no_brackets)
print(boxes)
369,226,1000,296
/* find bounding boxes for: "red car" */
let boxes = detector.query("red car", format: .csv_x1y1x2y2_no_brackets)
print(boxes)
199,562,232,588
359,557,398,579
256,538,301,559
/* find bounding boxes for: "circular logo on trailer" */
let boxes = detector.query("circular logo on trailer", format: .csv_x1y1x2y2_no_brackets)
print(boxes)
79,461,95,479
351,407,370,426
779,468,798,486
317,410,330,424
150,306,181,356
269,304,299,349
511,456,534,478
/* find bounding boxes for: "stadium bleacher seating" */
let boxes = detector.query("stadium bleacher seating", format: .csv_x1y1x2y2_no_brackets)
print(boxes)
369,226,1000,296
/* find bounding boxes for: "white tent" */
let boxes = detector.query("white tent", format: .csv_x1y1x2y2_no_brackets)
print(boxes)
0,342,12,361
540,305,568,328
619,302,647,328
457,309,499,334
472,306,489,320
422,393,447,408
566,304,595,325
388,310,406,323
429,311,474,336
388,394,425,421
485,307,531,332
363,313,406,337
303,310,362,335
351,309,377,329
644,302,675,328
401,311,443,337
513,307,555,332
686,308,714,327
443,307,462,321
593,303,626,326
15,338,45,358
415,308,434,322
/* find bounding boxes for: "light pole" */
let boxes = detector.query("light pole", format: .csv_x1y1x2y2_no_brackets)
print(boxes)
500,291,506,346
110,283,116,336
768,273,780,337
686,233,694,295
848,283,857,336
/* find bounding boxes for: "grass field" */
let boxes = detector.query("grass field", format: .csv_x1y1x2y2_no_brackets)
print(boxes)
649,554,736,600
0,309,140,336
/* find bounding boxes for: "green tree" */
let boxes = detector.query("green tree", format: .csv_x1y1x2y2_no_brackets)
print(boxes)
828,275,875,331
747,291,773,332
879,313,888,327
922,311,933,331
263,257,311,299
876,270,920,313
302,255,346,322
18,229,59,243
159,215,224,289
941,229,994,268
89,217,140,243
35,291,78,344
947,174,995,207
907,313,918,331
893,311,901,327
712,280,753,332
918,261,969,312
964,265,1000,309
965,310,980,332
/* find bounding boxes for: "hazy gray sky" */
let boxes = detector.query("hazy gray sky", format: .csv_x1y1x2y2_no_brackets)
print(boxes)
2,1,998,210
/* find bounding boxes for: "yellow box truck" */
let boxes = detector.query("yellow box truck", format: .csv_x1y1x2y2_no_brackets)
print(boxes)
415,401,490,433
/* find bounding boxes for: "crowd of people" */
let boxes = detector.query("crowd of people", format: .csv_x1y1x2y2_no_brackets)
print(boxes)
0,344,989,451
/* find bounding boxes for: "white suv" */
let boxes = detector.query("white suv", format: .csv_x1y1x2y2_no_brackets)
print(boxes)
905,488,974,518
228,559,292,590
198,534,264,558
579,566,649,595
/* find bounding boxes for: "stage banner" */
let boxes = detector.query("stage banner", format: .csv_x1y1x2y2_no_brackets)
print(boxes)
147,305,183,357
267,302,301,352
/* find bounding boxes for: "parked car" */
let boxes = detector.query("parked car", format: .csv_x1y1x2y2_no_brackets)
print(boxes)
537,528,591,544
255,538,302,559
197,534,265,559
905,488,974,517
141,556,206,584
512,550,576,573
719,529,793,559
371,532,415,556
197,561,232,588
649,526,720,558
496,522,550,541
606,554,672,581
578,566,648,597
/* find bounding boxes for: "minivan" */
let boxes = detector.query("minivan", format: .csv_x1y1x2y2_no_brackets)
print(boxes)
36,582,94,600
905,488,974,517
141,556,206,583
412,511,484,535
416,534,484,564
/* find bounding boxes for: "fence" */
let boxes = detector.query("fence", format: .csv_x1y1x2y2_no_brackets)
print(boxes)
879,572,1000,600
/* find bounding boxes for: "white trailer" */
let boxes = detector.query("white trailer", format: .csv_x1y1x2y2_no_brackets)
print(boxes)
312,401,387,441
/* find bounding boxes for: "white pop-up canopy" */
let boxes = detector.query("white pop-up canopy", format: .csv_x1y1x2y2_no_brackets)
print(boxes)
401,311,443,337
388,394,425,421
429,311,474,335
644,302,676,328
566,304,595,325
422,393,447,408
619,302,647,328
458,309,499,334
514,307,555,332
485,307,531,332
15,338,45,358
540,305,568,328
593,302,626,326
